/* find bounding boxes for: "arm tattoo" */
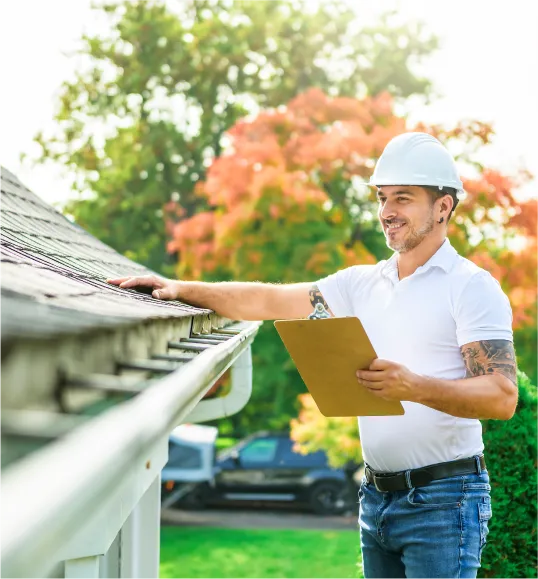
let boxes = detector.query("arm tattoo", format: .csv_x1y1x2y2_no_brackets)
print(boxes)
309,284,330,311
461,339,517,385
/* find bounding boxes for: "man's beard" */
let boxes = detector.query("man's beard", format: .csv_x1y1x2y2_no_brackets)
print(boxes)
386,211,435,253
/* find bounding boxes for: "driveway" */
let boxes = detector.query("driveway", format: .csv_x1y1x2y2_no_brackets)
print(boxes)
161,506,358,531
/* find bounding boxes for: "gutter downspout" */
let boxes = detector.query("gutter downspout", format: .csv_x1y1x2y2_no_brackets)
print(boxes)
183,346,252,423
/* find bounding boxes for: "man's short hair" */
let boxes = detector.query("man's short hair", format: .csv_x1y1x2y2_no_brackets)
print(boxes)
422,186,459,222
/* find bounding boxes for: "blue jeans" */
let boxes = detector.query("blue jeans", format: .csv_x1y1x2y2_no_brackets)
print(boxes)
358,462,492,578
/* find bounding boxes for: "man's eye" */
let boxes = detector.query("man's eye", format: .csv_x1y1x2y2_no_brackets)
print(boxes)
398,197,409,202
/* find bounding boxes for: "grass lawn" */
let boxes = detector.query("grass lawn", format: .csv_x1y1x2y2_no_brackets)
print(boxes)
160,527,363,579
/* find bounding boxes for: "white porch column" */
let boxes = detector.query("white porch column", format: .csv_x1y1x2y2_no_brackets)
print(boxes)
65,555,100,578
120,475,161,578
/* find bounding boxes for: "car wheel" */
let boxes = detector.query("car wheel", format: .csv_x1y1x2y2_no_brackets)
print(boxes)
308,481,348,515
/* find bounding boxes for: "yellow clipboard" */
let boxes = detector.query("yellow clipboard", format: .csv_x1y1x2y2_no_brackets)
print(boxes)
274,317,405,417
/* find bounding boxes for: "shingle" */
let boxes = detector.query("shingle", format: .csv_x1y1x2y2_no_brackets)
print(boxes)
1,166,212,341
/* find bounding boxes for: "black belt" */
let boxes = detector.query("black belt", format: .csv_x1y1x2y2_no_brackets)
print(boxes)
365,455,486,493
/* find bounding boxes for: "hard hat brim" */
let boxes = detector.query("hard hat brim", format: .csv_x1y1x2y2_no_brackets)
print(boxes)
368,177,464,192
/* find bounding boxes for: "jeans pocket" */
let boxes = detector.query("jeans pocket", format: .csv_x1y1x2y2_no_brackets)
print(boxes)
407,477,464,509
478,498,492,560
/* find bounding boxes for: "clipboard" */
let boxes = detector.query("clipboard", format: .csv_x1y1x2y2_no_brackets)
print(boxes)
274,317,405,417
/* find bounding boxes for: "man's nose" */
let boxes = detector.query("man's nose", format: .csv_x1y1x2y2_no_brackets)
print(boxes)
380,201,397,220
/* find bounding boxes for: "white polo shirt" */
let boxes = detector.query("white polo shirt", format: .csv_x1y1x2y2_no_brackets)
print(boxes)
317,238,513,472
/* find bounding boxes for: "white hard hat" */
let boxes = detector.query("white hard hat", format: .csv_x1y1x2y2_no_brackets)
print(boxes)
369,132,463,191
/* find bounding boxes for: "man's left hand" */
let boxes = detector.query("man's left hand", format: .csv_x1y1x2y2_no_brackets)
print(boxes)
356,359,421,401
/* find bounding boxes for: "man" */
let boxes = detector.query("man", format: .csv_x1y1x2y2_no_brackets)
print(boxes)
108,132,517,578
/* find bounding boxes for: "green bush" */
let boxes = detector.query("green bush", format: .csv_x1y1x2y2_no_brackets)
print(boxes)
215,437,237,451
479,370,537,578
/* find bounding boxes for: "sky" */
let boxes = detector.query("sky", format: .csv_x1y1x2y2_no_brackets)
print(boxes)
1,0,537,206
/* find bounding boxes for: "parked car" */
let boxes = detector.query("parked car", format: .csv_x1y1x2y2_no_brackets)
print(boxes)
161,423,218,509
162,429,360,515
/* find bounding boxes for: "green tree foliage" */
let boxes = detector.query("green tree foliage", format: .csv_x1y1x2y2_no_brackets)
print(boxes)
173,87,536,435
479,371,537,578
507,327,536,387
175,89,407,436
28,0,437,271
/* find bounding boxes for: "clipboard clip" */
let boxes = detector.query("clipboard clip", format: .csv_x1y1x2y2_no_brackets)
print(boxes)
307,302,331,320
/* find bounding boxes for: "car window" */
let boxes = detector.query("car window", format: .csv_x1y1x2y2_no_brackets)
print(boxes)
278,439,328,468
167,442,202,469
239,438,279,465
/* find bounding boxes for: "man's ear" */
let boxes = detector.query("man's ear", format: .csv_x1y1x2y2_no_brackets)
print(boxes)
439,194,454,216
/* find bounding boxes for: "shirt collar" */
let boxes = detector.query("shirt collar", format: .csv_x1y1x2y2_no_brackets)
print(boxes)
380,238,459,280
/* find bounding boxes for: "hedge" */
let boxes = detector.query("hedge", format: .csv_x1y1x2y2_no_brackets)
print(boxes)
479,370,537,578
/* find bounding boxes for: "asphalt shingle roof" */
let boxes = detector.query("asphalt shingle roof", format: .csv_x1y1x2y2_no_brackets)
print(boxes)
1,167,211,341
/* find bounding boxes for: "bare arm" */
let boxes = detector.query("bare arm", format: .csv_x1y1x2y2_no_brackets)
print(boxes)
174,280,315,320
107,276,330,321
357,340,518,420
414,340,518,420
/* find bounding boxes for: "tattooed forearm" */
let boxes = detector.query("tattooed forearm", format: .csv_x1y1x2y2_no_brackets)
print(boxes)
461,340,517,385
309,284,330,311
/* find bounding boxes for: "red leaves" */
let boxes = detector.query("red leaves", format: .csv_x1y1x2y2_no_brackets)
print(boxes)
169,88,399,280
462,169,518,210
167,88,536,326
508,198,537,238
413,120,495,147
172,211,215,244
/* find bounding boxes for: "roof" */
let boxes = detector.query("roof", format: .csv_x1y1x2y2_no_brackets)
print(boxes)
1,167,262,577
0,165,241,439
1,166,211,344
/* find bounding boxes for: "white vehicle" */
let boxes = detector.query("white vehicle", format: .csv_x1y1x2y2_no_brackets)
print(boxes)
161,424,218,509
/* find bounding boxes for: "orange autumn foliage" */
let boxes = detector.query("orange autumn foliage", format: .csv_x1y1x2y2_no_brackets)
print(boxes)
169,88,536,330
169,88,406,283
167,88,536,465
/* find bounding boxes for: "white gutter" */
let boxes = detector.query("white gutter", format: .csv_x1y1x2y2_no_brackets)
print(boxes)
184,346,253,423
1,320,262,578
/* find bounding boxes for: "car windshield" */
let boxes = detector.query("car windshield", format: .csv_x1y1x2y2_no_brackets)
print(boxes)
216,438,251,461
217,434,284,461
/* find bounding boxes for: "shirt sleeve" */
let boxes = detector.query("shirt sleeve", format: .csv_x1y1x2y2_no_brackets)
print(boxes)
455,271,514,346
315,266,363,317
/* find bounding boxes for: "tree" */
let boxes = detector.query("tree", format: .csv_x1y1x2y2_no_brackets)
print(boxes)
290,394,363,468
27,0,437,271
171,88,403,433
170,88,537,434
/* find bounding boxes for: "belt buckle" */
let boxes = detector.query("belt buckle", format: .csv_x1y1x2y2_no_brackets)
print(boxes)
373,476,386,493
365,466,385,492
373,473,394,493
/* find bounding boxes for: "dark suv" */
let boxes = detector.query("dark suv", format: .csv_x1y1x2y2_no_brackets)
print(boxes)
170,431,359,515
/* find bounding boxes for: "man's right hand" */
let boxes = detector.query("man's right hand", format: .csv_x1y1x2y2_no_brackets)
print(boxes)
106,275,180,301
